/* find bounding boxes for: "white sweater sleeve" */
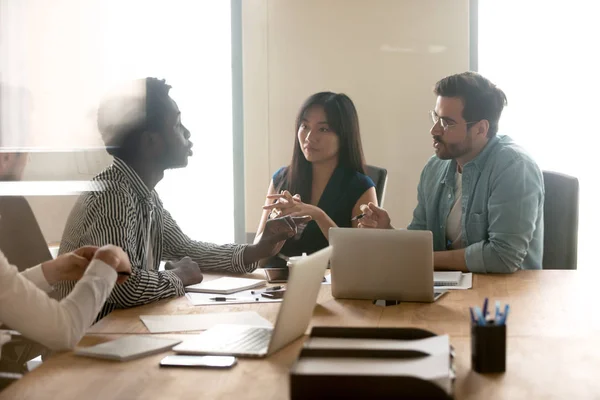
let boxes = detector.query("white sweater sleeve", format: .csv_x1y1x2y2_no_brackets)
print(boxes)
0,251,117,351
19,264,53,292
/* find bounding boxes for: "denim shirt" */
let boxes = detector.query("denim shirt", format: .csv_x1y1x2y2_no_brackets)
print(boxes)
408,135,544,273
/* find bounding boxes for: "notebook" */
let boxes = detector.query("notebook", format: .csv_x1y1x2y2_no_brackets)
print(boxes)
185,277,266,294
74,336,182,361
433,271,462,286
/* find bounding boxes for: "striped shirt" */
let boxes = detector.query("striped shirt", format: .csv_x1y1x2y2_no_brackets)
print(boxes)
57,158,256,320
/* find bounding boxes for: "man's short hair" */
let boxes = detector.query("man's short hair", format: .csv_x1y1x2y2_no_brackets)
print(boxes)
97,78,172,160
434,72,507,137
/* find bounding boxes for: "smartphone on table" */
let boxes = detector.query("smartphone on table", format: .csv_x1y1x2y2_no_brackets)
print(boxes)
159,355,237,369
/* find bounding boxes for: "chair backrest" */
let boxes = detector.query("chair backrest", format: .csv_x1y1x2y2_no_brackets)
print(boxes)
365,165,388,207
0,196,52,271
542,171,579,270
0,197,53,379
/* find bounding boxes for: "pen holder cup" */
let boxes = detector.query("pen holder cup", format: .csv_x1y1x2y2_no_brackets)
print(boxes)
471,323,506,373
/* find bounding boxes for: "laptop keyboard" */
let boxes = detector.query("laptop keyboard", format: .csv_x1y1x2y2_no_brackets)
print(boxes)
217,327,272,352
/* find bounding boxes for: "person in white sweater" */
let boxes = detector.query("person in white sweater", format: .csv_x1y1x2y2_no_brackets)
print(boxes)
0,150,132,356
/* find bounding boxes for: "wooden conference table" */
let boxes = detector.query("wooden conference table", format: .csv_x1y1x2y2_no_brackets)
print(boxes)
2,270,599,399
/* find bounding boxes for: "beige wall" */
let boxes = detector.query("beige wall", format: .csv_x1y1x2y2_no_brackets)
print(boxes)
10,0,470,244
21,150,111,243
242,0,470,234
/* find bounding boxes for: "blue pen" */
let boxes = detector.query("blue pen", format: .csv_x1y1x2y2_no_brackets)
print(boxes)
482,298,489,319
499,304,510,325
495,301,501,323
469,307,476,324
474,306,485,326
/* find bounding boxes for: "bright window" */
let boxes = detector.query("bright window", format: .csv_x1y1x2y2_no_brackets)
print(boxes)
478,0,599,271
1,0,235,244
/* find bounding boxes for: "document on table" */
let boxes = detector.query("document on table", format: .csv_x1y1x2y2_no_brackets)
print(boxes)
185,288,283,306
434,273,472,290
140,311,273,333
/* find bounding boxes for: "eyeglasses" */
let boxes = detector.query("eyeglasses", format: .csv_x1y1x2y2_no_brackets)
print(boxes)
429,110,478,132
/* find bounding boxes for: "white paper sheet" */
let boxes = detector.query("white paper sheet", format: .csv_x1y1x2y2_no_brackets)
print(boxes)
434,272,472,290
140,311,273,333
185,288,283,306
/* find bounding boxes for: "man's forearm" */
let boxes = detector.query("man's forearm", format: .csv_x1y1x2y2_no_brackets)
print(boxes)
243,244,268,266
434,249,469,272
107,269,185,308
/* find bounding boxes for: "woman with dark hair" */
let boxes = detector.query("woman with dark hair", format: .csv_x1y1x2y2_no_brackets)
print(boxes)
254,92,377,266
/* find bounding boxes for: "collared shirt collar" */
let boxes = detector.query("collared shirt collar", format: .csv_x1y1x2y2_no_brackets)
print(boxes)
112,157,152,199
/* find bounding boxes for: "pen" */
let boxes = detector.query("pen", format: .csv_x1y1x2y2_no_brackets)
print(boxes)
469,307,476,324
498,304,510,325
474,306,485,326
209,297,259,302
495,301,501,322
482,297,489,318
350,213,365,222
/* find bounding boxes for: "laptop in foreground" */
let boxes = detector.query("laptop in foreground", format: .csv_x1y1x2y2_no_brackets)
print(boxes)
173,246,332,358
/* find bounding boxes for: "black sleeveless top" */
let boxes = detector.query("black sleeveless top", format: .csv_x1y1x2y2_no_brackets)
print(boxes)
266,166,374,267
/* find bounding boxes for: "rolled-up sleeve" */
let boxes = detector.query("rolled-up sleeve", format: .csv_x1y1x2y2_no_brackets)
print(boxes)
465,159,544,273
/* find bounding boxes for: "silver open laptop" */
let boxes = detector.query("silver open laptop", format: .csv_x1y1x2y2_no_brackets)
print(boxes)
173,246,332,358
329,228,444,302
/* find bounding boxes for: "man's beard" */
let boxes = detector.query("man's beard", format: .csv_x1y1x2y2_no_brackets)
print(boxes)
434,133,473,160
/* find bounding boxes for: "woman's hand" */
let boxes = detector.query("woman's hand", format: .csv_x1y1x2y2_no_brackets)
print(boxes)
263,190,322,220
41,246,98,285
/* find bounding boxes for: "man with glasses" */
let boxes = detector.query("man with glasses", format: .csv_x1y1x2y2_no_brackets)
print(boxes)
359,72,544,273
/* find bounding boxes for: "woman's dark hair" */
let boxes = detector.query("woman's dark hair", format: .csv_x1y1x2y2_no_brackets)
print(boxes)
282,92,366,202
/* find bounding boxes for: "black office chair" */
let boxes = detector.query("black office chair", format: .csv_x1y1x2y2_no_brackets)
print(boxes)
542,171,579,270
0,196,53,380
0,196,53,272
365,165,388,207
